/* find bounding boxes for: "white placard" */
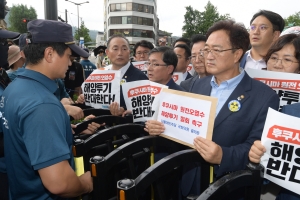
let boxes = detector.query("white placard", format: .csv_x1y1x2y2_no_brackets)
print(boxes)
260,108,300,195
172,72,184,85
246,69,300,110
82,70,120,109
187,64,195,76
156,89,217,147
121,80,167,122
132,61,147,75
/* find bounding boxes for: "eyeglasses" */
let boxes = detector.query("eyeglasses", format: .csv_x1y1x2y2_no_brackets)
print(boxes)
136,51,149,56
200,48,239,57
249,25,269,32
189,54,204,61
268,56,299,67
144,62,168,68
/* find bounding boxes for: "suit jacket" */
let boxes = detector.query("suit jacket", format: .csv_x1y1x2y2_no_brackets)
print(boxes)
190,72,279,176
167,78,184,91
120,63,148,109
185,72,193,80
180,76,199,92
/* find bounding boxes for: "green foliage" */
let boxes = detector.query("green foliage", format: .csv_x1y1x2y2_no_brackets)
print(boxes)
74,21,92,43
8,4,37,33
182,1,230,38
284,11,300,27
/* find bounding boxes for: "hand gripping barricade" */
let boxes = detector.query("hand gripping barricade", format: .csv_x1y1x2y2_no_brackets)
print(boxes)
69,107,112,121
195,163,264,200
96,135,209,200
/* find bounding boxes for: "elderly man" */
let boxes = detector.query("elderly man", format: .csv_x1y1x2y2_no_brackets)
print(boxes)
0,19,93,199
145,20,279,199
107,35,148,116
180,34,208,91
241,10,285,69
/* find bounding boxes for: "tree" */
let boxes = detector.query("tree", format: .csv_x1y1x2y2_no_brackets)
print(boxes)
74,21,91,43
182,1,230,38
284,11,300,27
8,4,37,33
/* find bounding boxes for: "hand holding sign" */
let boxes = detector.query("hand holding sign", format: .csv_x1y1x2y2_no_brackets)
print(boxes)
144,120,165,135
194,136,223,164
248,140,266,163
109,102,125,116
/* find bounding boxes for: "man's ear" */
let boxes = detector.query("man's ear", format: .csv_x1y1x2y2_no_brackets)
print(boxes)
272,31,281,42
234,49,243,64
44,47,54,63
168,65,175,75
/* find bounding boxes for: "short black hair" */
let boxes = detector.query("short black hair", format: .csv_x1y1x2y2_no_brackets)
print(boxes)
173,37,191,47
149,46,178,74
250,10,285,32
265,34,300,65
190,34,206,49
174,43,191,60
23,42,68,65
133,40,154,56
207,20,250,62
107,34,130,49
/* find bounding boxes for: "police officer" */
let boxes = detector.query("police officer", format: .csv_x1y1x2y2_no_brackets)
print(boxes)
0,20,93,199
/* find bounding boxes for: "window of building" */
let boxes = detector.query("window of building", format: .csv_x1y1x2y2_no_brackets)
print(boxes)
143,5,148,13
126,3,132,11
115,3,121,11
137,17,143,25
132,16,137,24
148,18,153,26
110,4,115,12
121,3,126,11
111,17,122,24
143,18,148,25
149,6,153,14
122,17,127,24
127,16,132,24
138,4,143,12
132,3,138,11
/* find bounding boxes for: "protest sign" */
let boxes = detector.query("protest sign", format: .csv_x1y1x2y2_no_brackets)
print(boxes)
260,108,300,195
172,72,184,85
187,64,195,76
156,89,217,148
82,70,120,109
246,69,300,111
122,80,168,122
132,61,147,75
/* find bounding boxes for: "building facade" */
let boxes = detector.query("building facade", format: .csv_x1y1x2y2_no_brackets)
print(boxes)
103,0,158,45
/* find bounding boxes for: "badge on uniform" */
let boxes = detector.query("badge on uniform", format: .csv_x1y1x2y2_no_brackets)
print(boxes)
120,79,126,85
228,95,244,112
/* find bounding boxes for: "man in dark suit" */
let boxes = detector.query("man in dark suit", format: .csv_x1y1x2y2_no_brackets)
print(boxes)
107,35,148,115
145,20,279,199
173,44,193,82
146,46,184,91
180,34,207,91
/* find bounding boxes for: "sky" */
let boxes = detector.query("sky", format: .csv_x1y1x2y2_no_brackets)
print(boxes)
6,0,300,36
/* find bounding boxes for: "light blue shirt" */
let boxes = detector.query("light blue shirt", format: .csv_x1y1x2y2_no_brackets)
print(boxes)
210,68,245,116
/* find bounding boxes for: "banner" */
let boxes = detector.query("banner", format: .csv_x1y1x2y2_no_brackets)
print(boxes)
122,80,168,122
156,89,217,148
82,70,120,109
246,69,300,111
187,64,195,76
172,72,184,85
260,108,300,195
132,61,147,75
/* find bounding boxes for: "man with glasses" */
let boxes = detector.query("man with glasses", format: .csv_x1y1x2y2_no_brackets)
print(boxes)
241,10,285,70
145,20,279,199
180,34,207,91
173,44,193,81
146,46,183,91
133,40,154,61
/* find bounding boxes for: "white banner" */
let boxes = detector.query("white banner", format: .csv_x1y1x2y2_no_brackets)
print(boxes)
172,72,184,85
82,70,120,109
156,89,217,147
246,69,300,111
187,64,195,76
132,61,147,75
121,80,167,122
260,108,300,195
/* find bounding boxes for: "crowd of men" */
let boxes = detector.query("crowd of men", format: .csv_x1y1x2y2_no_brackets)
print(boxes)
0,8,300,200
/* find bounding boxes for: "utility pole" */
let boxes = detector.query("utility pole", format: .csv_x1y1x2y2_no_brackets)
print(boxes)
65,9,68,23
44,0,58,20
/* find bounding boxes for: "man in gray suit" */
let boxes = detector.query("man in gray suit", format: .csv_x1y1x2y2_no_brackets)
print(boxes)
180,34,208,91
